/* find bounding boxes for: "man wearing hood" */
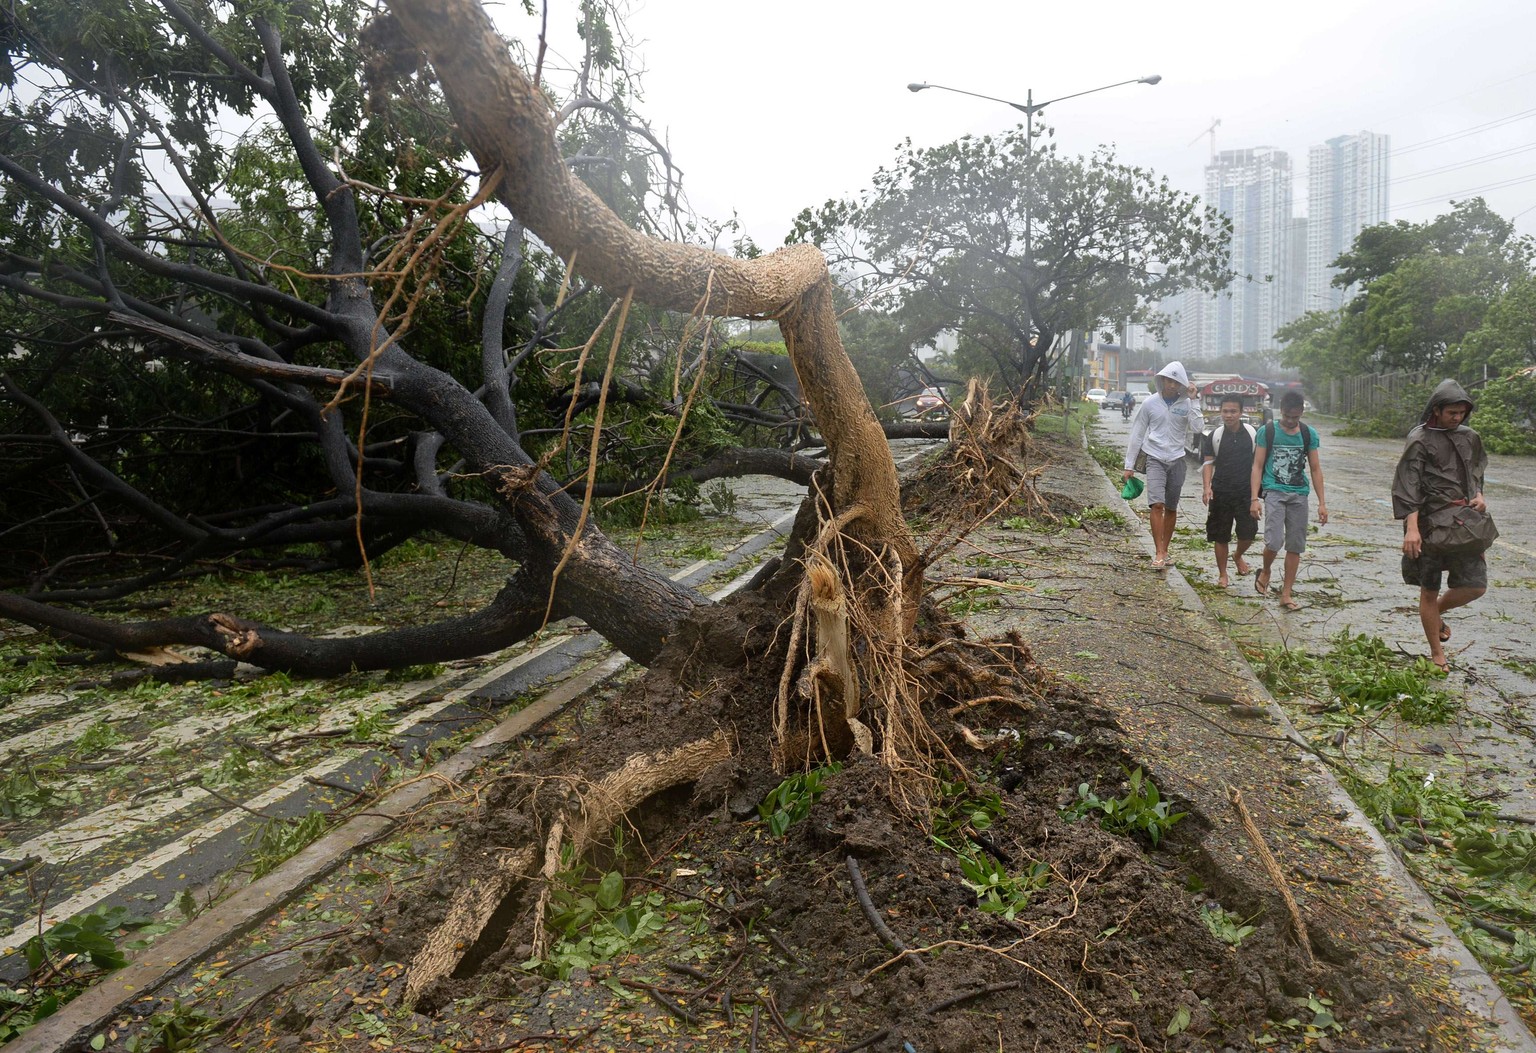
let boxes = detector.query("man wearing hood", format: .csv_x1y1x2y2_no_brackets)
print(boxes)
1124,361,1202,569
1392,379,1490,672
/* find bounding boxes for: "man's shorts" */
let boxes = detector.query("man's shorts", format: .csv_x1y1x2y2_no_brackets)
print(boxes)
1205,491,1257,545
1262,491,1309,553
1145,456,1188,511
1402,550,1488,591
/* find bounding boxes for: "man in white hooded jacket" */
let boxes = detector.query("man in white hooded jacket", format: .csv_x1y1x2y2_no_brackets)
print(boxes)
1123,361,1203,569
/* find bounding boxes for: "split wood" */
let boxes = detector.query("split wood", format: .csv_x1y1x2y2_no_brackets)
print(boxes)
1227,784,1315,968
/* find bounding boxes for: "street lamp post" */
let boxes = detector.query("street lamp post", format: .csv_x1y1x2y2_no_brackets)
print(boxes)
907,75,1161,155
907,75,1161,400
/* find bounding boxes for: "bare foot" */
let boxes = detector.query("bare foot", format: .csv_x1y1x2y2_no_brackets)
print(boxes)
1216,576,1230,588
1234,558,1252,576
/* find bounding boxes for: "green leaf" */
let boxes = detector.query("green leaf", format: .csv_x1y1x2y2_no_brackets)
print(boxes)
595,870,625,911
1166,1005,1190,1036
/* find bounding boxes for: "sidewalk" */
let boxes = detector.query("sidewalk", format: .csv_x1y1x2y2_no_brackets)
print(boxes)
945,429,1536,1051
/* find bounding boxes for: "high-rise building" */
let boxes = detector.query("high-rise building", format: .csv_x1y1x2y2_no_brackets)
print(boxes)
1183,147,1293,360
1305,131,1390,313
1286,217,1308,326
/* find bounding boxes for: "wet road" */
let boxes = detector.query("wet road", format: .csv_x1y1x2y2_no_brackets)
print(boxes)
1092,405,1536,815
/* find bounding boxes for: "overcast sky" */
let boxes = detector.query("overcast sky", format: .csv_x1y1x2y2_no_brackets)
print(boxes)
502,0,1536,252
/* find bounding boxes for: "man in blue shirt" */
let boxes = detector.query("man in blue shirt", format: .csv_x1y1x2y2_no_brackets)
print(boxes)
1248,391,1328,610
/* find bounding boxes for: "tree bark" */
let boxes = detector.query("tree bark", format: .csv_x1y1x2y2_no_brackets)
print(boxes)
382,0,916,607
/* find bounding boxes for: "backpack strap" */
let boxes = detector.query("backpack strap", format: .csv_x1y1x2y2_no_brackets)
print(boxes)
1262,420,1313,473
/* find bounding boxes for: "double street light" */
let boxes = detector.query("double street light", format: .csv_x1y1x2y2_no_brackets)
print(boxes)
906,74,1162,401
907,75,1162,153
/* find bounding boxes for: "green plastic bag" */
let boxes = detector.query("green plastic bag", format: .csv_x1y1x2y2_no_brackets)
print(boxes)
1120,476,1145,500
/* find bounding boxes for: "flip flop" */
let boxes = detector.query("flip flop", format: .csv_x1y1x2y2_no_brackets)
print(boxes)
1438,621,1451,643
1254,569,1270,595
1428,656,1450,676
1151,556,1167,570
1278,598,1302,611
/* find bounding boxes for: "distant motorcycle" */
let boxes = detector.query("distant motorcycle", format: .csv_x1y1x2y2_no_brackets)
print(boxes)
1120,399,1133,420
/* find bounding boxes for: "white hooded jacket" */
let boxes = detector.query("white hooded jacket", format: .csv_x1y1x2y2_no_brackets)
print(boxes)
1123,361,1203,469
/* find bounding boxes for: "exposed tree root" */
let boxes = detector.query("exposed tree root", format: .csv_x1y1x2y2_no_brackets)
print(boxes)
403,846,537,1007
401,732,735,1006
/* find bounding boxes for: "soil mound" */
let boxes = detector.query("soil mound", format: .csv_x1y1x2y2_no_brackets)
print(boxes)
251,433,1494,1052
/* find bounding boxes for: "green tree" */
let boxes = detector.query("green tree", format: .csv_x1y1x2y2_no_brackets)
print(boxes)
791,132,1231,395
1290,199,1535,382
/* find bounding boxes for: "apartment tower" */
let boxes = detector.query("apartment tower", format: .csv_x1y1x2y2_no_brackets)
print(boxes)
1305,131,1390,313
1182,147,1293,360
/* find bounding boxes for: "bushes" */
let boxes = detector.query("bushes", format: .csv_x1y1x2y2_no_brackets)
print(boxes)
1471,373,1536,455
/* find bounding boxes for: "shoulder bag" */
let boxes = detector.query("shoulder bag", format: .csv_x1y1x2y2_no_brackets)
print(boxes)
1420,434,1498,556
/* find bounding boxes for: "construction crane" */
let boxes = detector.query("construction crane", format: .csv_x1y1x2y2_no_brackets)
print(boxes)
1188,117,1221,160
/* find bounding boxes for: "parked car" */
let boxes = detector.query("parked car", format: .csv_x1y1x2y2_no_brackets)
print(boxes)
1100,390,1128,411
1085,388,1108,405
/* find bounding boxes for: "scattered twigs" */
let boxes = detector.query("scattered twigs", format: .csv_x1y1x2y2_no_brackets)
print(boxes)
1,855,41,878
218,927,357,979
621,981,698,1027
845,855,923,970
1293,865,1352,887
1469,917,1519,944
304,774,376,806
1227,784,1315,967
835,1028,889,1053
922,980,1022,1016
62,746,150,772
1315,834,1357,857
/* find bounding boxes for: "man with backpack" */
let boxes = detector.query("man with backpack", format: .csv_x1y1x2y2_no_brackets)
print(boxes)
1248,391,1328,609
1200,394,1257,588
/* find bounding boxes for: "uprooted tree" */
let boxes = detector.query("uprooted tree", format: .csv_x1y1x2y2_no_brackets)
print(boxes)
0,0,873,670
0,0,1015,989
0,0,947,752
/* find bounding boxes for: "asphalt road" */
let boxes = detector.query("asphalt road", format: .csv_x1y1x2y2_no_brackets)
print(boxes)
1093,404,1536,817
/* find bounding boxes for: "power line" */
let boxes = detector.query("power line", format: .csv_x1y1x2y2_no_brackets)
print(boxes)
1392,171,1536,213
1391,140,1536,184
1390,106,1536,157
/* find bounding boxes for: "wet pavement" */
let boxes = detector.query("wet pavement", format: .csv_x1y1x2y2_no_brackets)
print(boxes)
1092,406,1536,820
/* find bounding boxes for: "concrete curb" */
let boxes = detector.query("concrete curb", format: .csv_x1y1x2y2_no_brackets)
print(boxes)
1088,427,1536,1052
